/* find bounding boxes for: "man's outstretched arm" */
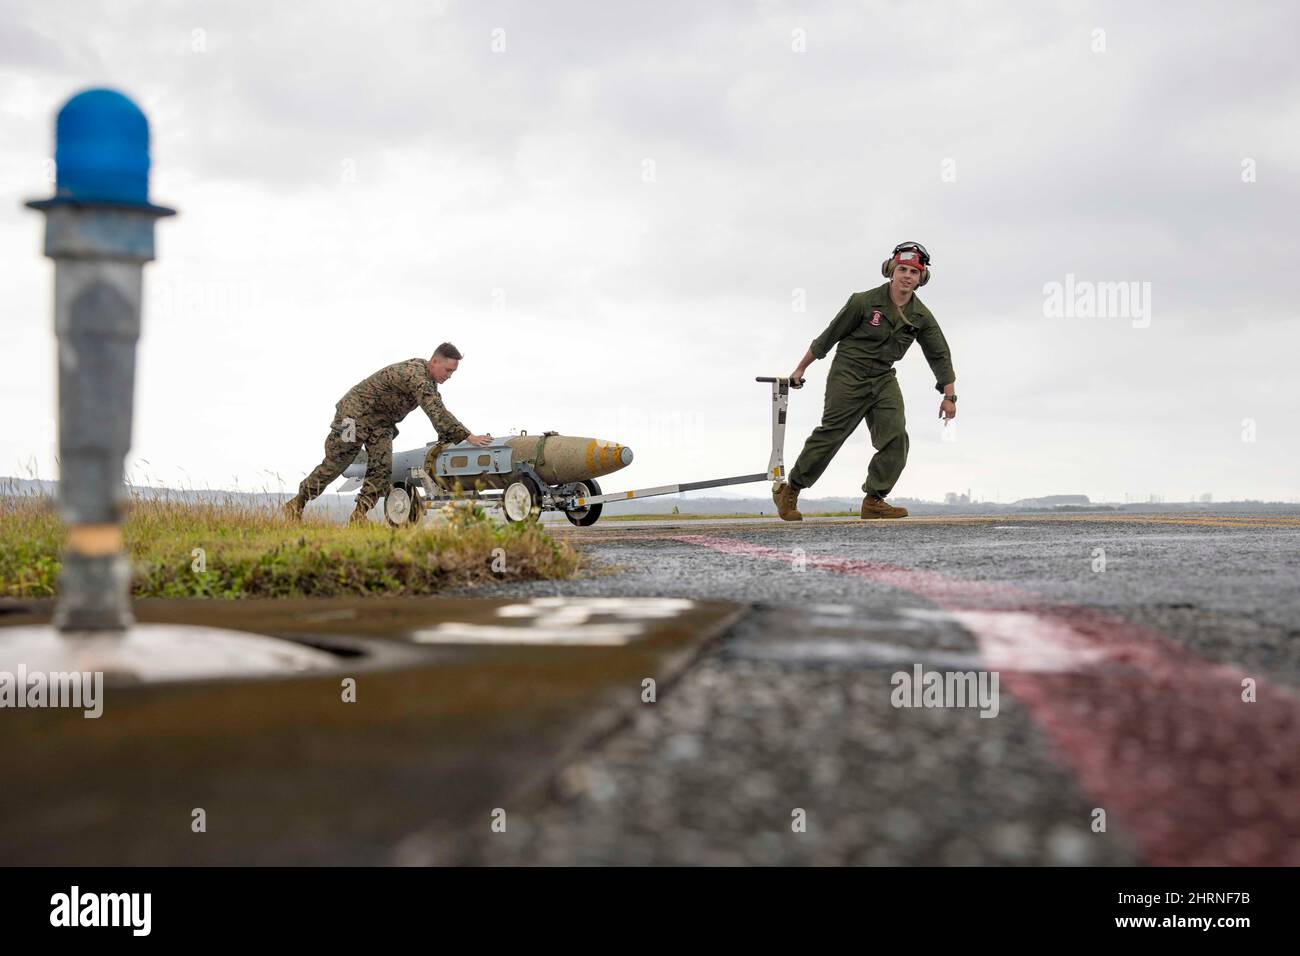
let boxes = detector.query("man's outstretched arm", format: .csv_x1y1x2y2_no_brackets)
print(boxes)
788,348,816,387
917,317,955,392
918,318,957,420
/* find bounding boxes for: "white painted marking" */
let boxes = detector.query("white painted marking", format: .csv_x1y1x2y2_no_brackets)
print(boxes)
806,614,934,632
905,608,1108,672
808,604,856,616
742,638,985,668
410,624,641,646
496,597,695,620
411,598,698,647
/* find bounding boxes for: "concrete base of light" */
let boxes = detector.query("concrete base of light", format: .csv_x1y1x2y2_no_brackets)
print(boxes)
0,623,339,683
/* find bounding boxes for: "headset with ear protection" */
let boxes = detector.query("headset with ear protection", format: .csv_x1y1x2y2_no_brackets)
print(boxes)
881,241,931,287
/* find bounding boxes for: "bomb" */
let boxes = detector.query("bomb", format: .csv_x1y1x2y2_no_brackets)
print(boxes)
342,432,634,526
431,434,633,489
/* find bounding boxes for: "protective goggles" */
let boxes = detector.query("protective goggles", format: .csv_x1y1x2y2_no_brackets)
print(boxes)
892,241,931,266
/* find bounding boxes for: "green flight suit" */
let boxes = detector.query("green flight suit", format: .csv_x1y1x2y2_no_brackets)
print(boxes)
789,282,955,497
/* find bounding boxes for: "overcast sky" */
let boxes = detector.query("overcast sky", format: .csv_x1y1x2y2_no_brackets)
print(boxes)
2,0,1297,503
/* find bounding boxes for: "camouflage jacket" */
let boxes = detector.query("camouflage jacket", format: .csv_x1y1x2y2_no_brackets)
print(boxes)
336,358,470,443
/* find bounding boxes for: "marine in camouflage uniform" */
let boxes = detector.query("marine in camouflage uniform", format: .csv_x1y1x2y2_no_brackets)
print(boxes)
285,354,472,523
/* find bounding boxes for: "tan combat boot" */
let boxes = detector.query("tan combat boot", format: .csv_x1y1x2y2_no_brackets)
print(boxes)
282,495,305,521
773,482,803,521
860,494,908,519
348,501,372,526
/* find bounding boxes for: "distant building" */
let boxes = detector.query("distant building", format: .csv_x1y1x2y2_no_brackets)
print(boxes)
944,491,970,505
1199,492,1213,503
1012,494,1090,507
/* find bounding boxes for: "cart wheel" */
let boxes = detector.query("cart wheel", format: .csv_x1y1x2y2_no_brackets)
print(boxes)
502,476,542,523
565,479,603,527
384,484,421,527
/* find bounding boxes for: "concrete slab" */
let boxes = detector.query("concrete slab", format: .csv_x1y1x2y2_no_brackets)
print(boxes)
0,595,743,864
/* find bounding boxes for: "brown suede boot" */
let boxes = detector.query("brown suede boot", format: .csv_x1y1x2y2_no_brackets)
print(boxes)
772,482,803,521
282,495,306,521
860,494,908,519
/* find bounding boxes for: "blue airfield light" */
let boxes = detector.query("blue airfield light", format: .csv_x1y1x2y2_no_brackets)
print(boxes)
27,87,175,216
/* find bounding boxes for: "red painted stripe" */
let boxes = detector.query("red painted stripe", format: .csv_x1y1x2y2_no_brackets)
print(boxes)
673,534,1300,866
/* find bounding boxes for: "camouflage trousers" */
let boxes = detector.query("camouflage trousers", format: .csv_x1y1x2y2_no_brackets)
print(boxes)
296,412,394,514
788,368,909,498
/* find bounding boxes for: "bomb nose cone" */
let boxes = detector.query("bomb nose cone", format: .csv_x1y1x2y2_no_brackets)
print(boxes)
584,438,634,480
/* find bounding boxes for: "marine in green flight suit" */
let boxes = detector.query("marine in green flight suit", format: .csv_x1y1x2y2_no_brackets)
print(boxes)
774,242,957,521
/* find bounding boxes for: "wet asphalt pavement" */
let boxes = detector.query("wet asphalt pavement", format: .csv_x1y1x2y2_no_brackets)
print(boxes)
448,512,1300,865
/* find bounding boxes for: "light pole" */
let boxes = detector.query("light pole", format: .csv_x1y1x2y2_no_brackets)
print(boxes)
7,87,335,683
25,88,175,631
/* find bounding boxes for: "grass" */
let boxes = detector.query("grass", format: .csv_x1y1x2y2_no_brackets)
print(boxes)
0,490,580,599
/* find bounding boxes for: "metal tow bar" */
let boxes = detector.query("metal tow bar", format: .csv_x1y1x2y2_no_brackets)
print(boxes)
569,376,793,509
